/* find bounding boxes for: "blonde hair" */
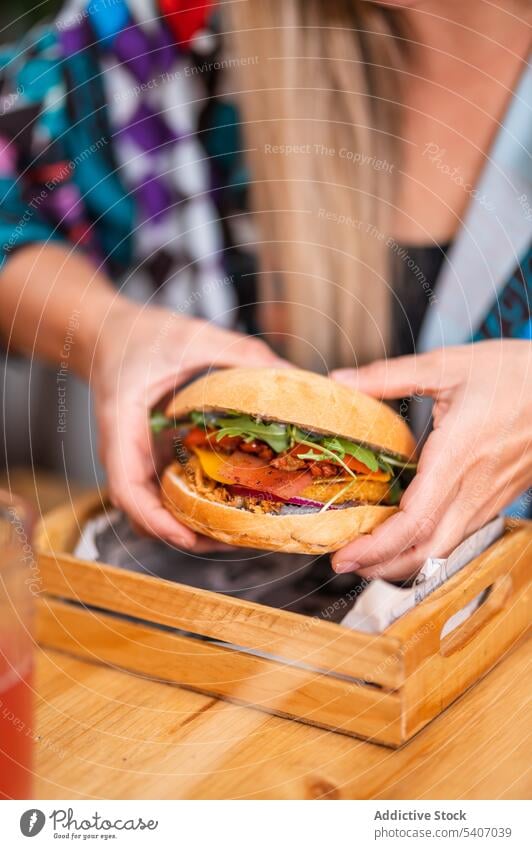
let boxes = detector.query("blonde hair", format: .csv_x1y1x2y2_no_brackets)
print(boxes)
225,0,404,370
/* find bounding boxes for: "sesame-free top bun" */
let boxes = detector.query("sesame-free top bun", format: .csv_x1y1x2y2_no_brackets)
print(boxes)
161,368,416,554
165,367,416,459
161,462,397,554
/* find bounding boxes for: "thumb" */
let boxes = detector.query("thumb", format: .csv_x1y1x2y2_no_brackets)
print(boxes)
331,351,452,400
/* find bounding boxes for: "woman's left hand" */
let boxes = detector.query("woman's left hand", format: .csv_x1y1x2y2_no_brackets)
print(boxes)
330,340,532,580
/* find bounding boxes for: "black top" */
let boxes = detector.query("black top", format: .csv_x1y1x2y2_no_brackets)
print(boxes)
390,243,450,357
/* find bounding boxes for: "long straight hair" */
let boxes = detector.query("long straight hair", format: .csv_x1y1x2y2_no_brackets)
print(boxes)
224,0,405,370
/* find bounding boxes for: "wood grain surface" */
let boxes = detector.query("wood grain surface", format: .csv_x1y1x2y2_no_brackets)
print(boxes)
35,489,532,747
7,468,531,799
37,598,404,746
34,638,531,800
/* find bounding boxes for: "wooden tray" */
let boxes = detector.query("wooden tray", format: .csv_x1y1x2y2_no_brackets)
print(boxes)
34,493,532,747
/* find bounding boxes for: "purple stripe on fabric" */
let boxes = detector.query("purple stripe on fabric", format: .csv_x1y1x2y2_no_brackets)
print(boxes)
135,173,173,221
151,22,178,73
118,103,178,152
113,24,154,84
59,20,92,56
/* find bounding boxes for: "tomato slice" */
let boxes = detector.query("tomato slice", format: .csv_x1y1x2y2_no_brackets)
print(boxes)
193,448,314,499
183,426,241,452
291,445,389,480
341,456,391,479
183,426,209,449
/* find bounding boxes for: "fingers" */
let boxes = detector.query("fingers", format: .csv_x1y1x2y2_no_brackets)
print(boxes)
331,428,460,576
345,507,470,581
111,476,197,549
351,441,532,581
331,502,439,574
128,517,234,553
189,327,291,372
165,333,291,400
97,314,293,549
103,403,197,548
218,336,290,369
189,536,236,554
331,348,463,400
99,320,292,548
103,401,235,550
127,507,233,555
329,340,532,582
330,417,495,580
348,551,421,583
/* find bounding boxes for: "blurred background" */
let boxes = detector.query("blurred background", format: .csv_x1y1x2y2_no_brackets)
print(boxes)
0,0,253,490
1,1,103,487
1,1,61,41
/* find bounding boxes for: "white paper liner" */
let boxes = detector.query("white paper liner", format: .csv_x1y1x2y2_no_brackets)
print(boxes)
74,508,122,562
340,516,504,635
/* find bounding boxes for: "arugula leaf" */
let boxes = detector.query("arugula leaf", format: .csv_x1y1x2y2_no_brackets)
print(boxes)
319,436,345,456
386,479,403,505
189,410,220,430
288,425,322,445
184,409,418,482
150,412,172,435
378,457,395,477
213,415,290,453
295,448,327,461
322,437,380,472
378,453,418,471
296,431,381,473
295,438,358,479
190,410,206,427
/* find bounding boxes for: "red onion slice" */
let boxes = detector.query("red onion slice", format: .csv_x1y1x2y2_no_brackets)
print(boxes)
227,485,344,510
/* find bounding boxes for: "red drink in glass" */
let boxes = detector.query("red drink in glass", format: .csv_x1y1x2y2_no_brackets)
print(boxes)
0,497,35,799
0,658,33,798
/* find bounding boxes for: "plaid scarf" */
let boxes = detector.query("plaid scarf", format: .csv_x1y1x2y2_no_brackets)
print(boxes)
65,0,234,319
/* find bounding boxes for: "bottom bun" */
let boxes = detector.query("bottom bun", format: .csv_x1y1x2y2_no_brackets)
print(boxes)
161,462,397,554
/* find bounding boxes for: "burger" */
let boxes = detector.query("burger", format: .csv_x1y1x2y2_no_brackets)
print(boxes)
151,368,417,554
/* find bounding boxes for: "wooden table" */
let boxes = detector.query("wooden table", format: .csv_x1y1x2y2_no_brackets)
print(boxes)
6,468,531,799
33,637,530,800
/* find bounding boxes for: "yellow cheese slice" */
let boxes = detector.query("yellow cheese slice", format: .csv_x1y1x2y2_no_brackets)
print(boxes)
192,447,234,484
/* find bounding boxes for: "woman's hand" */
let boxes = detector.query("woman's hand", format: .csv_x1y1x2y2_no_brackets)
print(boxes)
0,244,284,549
330,340,532,580
93,299,285,549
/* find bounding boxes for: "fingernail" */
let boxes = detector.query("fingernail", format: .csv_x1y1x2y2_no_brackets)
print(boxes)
333,560,360,574
176,535,194,548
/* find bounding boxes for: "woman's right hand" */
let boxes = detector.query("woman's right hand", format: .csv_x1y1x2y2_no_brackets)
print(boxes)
92,299,286,549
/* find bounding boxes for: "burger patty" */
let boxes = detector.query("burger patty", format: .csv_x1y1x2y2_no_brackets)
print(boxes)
301,478,390,505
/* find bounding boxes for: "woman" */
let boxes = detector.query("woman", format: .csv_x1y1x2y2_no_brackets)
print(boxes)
0,0,530,578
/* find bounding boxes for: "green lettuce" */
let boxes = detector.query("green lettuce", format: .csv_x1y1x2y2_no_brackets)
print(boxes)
320,437,380,472
151,409,417,480
214,415,290,453
149,412,172,435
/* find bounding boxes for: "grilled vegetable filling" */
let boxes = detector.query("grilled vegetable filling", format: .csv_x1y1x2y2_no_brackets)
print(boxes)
152,410,417,513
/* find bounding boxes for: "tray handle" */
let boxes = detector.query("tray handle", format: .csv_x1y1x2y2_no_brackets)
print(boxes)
386,521,532,662
439,573,513,657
